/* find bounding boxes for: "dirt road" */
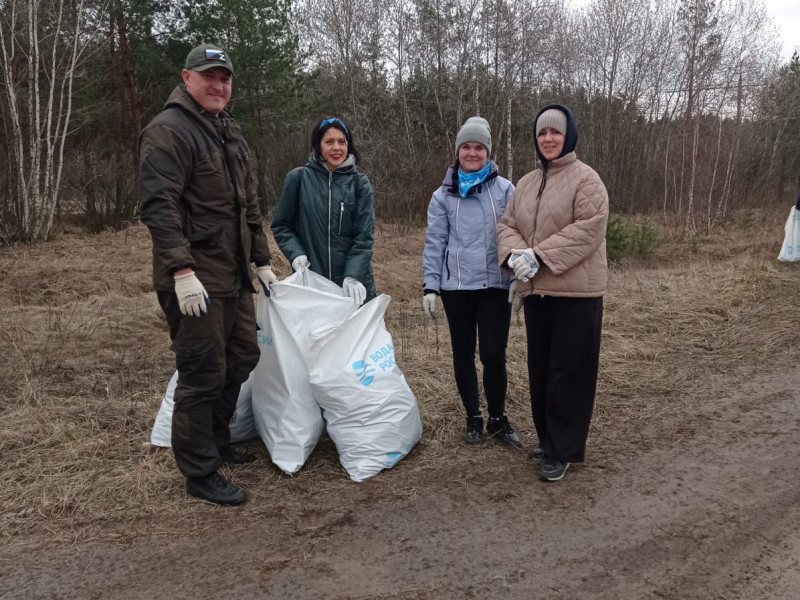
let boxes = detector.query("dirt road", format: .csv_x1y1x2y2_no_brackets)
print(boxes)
3,361,798,599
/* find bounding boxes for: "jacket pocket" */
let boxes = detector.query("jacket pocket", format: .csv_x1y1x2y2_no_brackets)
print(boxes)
444,250,451,280
187,223,222,247
193,152,229,195
335,197,356,237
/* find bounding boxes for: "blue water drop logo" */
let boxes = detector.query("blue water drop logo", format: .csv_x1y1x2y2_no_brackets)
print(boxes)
352,360,376,386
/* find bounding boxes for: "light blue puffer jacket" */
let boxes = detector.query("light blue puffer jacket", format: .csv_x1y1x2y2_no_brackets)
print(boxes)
423,161,514,293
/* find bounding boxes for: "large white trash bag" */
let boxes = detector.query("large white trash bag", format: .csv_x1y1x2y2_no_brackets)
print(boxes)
308,294,422,482
778,206,800,262
253,270,358,474
150,371,257,447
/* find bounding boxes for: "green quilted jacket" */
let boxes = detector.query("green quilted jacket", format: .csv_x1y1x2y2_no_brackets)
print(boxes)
271,157,376,299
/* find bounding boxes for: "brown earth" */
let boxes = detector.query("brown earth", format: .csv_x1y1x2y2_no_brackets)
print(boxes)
1,214,799,599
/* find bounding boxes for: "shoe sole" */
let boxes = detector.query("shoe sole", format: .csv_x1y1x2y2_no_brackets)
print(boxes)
186,487,248,506
486,429,523,449
491,436,522,449
539,463,569,482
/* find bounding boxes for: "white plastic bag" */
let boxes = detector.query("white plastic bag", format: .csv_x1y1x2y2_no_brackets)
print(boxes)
252,270,358,474
150,371,257,447
778,206,800,262
307,294,422,482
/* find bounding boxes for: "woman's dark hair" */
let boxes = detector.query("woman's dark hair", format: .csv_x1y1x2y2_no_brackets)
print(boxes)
311,117,361,164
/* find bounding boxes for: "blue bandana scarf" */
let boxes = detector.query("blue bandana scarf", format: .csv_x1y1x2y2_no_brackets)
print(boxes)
458,163,491,198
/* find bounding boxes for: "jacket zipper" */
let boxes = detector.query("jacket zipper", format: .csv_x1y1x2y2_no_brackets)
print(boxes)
338,202,344,235
327,171,333,279
487,184,502,281
455,197,462,290
219,121,243,294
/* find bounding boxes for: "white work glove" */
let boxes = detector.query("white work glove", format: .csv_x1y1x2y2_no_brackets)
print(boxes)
423,292,438,319
174,271,210,317
256,265,277,295
291,255,310,272
508,248,539,282
508,280,523,314
343,276,366,306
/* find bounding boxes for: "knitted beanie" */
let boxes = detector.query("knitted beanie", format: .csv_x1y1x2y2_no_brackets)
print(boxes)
535,109,567,137
455,117,492,155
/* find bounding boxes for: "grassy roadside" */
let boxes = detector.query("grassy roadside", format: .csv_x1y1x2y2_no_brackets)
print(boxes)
1,212,798,547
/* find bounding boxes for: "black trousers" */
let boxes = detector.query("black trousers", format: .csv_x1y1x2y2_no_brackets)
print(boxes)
440,289,511,419
523,295,603,463
158,292,260,478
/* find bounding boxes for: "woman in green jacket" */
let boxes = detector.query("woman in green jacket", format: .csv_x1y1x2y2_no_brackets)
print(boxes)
271,117,376,304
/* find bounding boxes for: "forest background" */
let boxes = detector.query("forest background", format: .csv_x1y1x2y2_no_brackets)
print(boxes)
0,0,798,243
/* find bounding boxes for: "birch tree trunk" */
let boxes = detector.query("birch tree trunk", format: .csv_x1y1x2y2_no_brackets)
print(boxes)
506,93,513,181
0,0,94,242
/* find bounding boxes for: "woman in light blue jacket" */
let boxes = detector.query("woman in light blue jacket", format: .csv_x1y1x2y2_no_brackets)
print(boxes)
422,116,521,447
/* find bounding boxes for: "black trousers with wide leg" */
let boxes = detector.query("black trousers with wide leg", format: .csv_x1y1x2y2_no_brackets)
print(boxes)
440,288,512,419
158,292,260,478
523,294,603,463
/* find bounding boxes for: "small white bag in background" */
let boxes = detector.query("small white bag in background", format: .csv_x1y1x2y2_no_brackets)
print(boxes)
150,371,257,447
778,206,800,262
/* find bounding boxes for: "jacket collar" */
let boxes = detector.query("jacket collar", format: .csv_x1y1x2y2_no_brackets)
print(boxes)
164,85,235,138
545,152,577,176
306,154,358,175
444,160,499,194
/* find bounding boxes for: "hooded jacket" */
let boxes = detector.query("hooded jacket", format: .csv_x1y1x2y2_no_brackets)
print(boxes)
139,86,271,295
271,156,376,299
497,105,608,298
423,161,514,293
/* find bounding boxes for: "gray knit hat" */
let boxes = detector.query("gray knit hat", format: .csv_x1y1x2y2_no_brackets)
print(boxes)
535,108,567,137
455,117,492,155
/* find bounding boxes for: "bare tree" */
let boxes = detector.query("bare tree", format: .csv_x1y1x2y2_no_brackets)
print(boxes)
0,0,102,241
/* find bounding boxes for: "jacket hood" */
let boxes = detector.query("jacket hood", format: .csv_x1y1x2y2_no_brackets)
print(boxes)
164,85,232,119
306,153,358,175
533,104,578,166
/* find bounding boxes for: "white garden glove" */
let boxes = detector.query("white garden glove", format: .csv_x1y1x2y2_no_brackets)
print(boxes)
291,255,310,272
343,276,366,305
256,265,277,295
508,248,539,282
423,292,438,319
508,280,523,314
174,271,210,317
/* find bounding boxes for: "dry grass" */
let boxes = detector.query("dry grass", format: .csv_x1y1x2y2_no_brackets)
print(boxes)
1,209,799,548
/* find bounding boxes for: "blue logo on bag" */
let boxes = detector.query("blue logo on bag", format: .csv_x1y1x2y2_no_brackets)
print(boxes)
352,360,376,386
385,451,403,467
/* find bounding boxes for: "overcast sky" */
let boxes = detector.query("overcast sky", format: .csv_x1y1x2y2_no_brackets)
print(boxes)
567,0,798,63
766,0,799,61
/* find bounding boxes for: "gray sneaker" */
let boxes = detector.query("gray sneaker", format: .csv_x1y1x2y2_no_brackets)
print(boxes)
464,416,484,445
539,458,569,482
486,416,522,448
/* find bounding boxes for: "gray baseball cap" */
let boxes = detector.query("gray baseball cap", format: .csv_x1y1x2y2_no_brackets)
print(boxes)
184,43,235,75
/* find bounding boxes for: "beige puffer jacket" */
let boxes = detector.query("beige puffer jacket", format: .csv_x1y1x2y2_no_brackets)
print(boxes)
497,152,608,298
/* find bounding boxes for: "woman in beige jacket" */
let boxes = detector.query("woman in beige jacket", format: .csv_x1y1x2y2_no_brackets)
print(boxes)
497,104,608,482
